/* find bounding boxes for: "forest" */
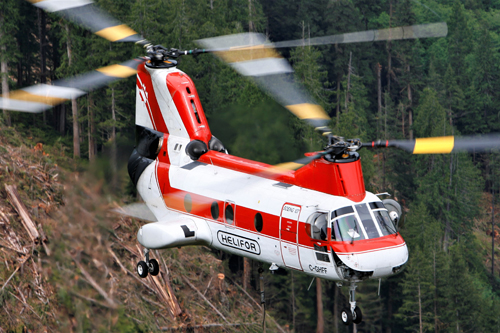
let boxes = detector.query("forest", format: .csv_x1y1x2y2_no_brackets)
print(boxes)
1,0,500,332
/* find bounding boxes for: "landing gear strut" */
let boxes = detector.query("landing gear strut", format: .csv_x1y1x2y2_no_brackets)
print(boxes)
137,248,159,278
341,282,363,325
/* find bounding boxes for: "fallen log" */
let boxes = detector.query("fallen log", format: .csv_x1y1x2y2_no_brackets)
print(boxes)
182,275,228,323
160,322,256,331
4,185,39,243
70,254,117,309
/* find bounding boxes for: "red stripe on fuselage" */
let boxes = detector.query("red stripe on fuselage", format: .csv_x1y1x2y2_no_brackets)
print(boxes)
331,234,406,254
157,157,402,252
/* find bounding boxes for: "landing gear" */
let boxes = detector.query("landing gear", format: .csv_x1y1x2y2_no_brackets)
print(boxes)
137,248,160,278
341,282,363,325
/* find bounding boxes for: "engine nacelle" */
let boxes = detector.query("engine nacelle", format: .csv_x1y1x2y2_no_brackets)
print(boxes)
137,218,212,249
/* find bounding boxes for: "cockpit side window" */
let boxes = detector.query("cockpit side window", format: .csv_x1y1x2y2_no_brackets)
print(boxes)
306,212,328,241
333,214,366,241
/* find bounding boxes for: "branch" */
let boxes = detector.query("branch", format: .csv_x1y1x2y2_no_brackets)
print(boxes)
182,275,228,323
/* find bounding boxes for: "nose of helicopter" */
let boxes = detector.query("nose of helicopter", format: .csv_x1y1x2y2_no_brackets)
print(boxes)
333,235,408,278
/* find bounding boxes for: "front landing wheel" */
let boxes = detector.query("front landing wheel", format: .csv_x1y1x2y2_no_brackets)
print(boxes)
137,261,148,278
353,306,363,324
148,258,159,276
341,308,353,325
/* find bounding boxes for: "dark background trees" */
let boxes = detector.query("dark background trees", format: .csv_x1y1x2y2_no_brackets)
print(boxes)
1,0,499,331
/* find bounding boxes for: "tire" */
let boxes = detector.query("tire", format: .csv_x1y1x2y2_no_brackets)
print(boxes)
137,261,148,278
353,306,363,324
148,259,160,276
341,308,353,325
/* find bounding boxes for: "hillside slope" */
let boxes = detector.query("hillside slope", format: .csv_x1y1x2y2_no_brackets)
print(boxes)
0,127,281,332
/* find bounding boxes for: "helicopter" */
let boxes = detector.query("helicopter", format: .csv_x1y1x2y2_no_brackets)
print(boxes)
2,0,500,326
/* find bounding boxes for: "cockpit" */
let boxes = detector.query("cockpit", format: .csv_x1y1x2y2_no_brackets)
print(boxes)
306,201,397,242
332,202,397,241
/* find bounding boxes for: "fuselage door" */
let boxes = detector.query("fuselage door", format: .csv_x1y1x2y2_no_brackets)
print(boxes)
279,203,303,270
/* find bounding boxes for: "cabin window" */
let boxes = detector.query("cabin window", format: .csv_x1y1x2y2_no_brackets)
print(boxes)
254,213,263,232
184,194,192,213
225,204,234,225
306,213,328,241
186,87,191,94
314,244,330,262
211,201,219,220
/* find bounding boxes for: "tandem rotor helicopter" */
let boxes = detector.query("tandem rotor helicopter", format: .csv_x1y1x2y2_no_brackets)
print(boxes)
2,0,500,326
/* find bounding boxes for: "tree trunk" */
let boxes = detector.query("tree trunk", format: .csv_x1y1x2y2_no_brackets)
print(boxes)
444,154,453,251
345,52,352,111
377,63,382,137
336,74,341,121
0,9,11,126
418,279,423,333
433,250,438,333
1,45,10,127
243,257,251,290
386,282,392,333
66,24,80,158
59,103,66,134
88,94,96,161
387,0,392,97
111,87,118,189
334,285,339,333
38,8,47,124
492,186,495,285
248,0,254,32
316,277,324,333
292,271,296,330
408,65,413,140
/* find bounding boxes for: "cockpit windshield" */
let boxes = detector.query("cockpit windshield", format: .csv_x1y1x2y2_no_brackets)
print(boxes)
331,202,397,241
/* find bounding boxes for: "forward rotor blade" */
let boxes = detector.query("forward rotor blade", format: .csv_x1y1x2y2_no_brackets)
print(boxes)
196,34,333,137
363,134,500,154
27,0,148,45
0,58,145,113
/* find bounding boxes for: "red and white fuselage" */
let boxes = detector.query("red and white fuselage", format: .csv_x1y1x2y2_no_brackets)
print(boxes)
130,63,408,283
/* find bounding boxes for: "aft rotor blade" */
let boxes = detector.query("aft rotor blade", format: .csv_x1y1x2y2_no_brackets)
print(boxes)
196,34,333,137
273,22,448,49
27,0,149,45
0,58,145,113
363,134,500,154
199,22,447,54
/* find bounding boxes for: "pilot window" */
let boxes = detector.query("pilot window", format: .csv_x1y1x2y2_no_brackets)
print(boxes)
306,213,328,241
354,203,380,239
373,209,396,235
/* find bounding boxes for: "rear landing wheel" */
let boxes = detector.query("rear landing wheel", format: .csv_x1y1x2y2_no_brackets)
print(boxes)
137,261,148,278
353,306,363,324
341,308,353,325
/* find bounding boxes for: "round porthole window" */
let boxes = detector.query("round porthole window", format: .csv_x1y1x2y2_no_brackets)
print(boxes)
254,213,263,232
184,194,192,213
225,204,234,225
211,201,219,220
